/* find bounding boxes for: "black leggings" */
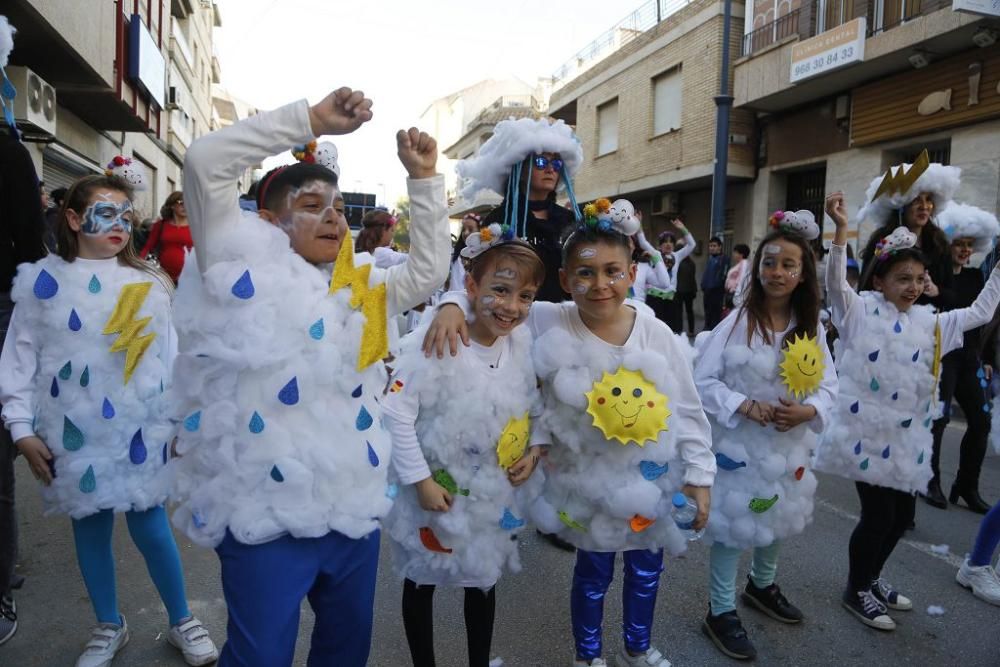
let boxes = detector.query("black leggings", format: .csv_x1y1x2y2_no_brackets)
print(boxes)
847,482,916,592
930,352,990,489
402,578,496,667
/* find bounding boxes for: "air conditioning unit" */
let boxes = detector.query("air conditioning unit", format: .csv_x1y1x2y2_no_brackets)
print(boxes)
651,191,679,216
167,86,184,111
6,66,57,137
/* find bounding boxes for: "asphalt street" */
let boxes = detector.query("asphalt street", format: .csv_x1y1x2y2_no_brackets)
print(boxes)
3,422,1000,667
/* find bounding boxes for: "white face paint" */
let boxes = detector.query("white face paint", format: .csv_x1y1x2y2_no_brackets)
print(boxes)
277,181,337,236
573,281,588,294
578,248,597,259
607,271,627,286
494,268,518,280
764,244,782,255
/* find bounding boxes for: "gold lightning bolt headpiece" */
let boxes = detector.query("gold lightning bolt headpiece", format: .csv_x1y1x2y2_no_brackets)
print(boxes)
871,149,930,202
329,233,388,370
103,282,156,384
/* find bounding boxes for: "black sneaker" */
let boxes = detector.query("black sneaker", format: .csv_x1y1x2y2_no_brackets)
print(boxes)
841,589,895,630
536,529,575,552
702,608,756,660
0,595,16,646
870,578,912,611
740,578,803,623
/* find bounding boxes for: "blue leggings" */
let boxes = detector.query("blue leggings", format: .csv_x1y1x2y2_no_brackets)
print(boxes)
71,506,190,626
571,548,664,661
970,502,1000,567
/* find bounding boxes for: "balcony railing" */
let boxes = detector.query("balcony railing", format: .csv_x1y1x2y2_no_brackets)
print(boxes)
742,0,950,57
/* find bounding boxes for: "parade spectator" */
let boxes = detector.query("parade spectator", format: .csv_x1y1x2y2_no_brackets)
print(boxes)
725,243,750,307
140,191,193,285
700,236,729,330
676,248,697,335
448,212,480,291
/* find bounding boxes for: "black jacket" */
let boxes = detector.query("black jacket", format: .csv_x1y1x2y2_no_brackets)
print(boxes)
0,130,47,292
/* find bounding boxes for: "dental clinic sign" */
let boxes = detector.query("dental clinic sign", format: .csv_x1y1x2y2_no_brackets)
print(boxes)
790,18,866,83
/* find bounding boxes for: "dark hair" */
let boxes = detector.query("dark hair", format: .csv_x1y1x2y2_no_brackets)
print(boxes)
356,209,395,254
468,241,546,289
859,247,927,291
51,187,68,206
452,212,483,263
709,236,723,246
561,224,632,266
860,203,949,274
657,231,676,245
733,229,820,347
160,191,183,220
256,163,338,212
734,243,751,259
56,174,172,290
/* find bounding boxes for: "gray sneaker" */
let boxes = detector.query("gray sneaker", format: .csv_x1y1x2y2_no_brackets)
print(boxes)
0,595,16,645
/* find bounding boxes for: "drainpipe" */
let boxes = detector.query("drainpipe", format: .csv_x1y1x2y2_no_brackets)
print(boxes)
710,0,734,239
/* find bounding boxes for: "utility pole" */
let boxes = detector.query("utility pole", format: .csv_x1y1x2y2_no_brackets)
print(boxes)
710,0,734,239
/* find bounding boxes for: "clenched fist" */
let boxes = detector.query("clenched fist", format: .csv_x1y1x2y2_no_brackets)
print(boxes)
308,87,373,137
397,127,437,180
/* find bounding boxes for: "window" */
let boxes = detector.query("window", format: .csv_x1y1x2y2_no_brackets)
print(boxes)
652,68,682,136
597,98,619,156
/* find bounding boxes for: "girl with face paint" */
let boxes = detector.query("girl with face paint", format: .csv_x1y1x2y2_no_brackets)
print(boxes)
0,174,219,666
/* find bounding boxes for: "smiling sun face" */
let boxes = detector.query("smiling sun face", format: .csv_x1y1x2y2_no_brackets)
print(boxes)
585,367,671,446
779,333,825,399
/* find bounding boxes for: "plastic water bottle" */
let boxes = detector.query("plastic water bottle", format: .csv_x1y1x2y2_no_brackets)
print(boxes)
671,492,704,541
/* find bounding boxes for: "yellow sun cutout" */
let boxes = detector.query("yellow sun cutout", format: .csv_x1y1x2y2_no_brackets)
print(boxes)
585,367,671,446
497,412,530,470
779,333,824,399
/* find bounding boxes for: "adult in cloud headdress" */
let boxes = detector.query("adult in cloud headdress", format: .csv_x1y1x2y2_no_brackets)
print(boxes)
458,116,584,303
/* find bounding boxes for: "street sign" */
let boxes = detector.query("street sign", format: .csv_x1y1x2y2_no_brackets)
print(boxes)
790,18,866,84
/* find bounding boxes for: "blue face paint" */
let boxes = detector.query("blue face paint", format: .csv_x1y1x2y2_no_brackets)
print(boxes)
80,198,134,236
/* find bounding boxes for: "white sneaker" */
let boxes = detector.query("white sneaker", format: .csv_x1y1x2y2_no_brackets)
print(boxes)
871,577,912,611
167,617,219,666
957,559,1000,606
573,659,608,666
617,646,672,666
75,616,129,667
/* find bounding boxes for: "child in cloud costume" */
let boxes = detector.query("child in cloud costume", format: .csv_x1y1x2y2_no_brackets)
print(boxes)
693,210,837,661
165,88,450,666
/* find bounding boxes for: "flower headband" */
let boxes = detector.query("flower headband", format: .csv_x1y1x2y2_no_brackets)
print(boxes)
874,226,918,261
580,198,641,236
768,209,820,241
461,222,516,259
292,140,317,163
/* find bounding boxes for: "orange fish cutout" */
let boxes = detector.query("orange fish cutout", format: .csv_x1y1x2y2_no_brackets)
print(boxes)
794,466,805,481
629,514,656,533
419,526,452,554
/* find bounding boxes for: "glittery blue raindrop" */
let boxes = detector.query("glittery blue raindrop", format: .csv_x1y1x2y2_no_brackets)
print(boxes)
850,401,859,414
129,429,147,464
715,452,748,471
351,384,363,399
270,465,284,482
309,319,325,340
868,350,879,362
891,392,898,400
249,411,265,434
68,309,82,331
80,366,90,387
278,377,299,406
33,269,58,299
183,411,201,432
901,418,912,428
881,445,891,459
231,270,255,299
79,465,96,493
101,398,115,419
860,458,870,471
499,508,525,530
367,441,379,466
639,460,669,480
63,416,84,451
893,321,902,333
58,361,72,380
356,406,373,431
912,350,920,362
88,274,102,294
854,441,862,455
50,377,59,398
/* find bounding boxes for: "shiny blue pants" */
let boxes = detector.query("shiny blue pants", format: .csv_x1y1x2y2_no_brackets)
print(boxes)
571,548,664,661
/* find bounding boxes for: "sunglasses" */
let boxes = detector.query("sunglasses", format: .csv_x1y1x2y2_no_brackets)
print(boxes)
532,156,564,172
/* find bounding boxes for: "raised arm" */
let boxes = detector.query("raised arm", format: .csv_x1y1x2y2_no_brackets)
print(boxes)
824,192,864,340
938,261,1000,354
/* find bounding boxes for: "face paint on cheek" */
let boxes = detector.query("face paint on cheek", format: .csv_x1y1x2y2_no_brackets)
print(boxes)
573,281,588,294
607,272,627,286
80,200,134,236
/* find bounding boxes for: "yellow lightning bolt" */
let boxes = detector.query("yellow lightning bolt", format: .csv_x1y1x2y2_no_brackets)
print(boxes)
329,233,388,370
103,282,157,384
872,149,930,202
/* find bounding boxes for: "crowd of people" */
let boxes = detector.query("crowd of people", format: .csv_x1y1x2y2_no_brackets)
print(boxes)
2,74,1000,667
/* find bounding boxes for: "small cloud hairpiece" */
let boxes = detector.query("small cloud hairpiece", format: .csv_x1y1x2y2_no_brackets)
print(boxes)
580,198,641,236
461,222,516,259
105,156,148,191
293,140,340,178
768,209,820,241
874,226,918,261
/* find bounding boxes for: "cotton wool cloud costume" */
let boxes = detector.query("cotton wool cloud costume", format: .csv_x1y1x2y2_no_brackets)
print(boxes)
166,98,450,666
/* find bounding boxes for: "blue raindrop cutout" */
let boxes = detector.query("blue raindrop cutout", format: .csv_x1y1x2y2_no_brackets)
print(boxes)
183,411,201,432
977,367,986,379
79,465,96,493
88,274,102,294
901,418,912,428
850,401,859,414
101,398,115,419
356,406,373,431
33,269,58,299
870,378,880,391
63,416,84,451
639,460,670,480
249,412,265,434
129,429,147,464
860,458,870,471
891,392,898,401
351,384,363,399
854,441,862,455
873,306,880,315
80,366,90,387
923,416,933,428
918,451,925,465
231,270,255,299
715,452,747,471
309,319,325,340
367,442,379,467
68,309,82,331
58,361,72,380
868,350,879,362
893,321,902,334
50,377,59,398
270,465,284,482
162,442,168,464
912,350,920,362
984,403,991,413
881,445,891,459
385,483,399,499
278,377,299,406
192,511,207,529
499,508,525,530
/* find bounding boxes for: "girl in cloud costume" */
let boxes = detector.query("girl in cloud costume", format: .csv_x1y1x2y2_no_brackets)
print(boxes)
425,198,715,667
0,172,218,666
383,235,546,667
166,88,451,666
693,212,837,662
815,191,1000,632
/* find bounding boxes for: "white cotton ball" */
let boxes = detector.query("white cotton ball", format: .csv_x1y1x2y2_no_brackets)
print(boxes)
0,16,15,69
758,453,787,482
926,605,946,616
607,481,660,519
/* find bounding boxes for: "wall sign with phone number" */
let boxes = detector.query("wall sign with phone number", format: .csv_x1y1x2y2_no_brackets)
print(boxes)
793,45,857,78
789,18,866,84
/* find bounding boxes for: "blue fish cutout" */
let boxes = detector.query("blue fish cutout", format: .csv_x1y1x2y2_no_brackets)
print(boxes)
854,441,862,455
33,269,58,299
184,411,201,432
79,465,96,493
881,445,891,459
715,452,747,471
901,418,912,428
249,411,265,434
80,366,90,387
58,361,72,380
639,460,669,480
356,406,373,431
88,275,102,294
309,318,325,340
893,321,902,334
385,483,399,499
912,350,920,362
367,442,379,467
499,508,525,530
50,377,59,397
850,401,859,414
278,377,299,406
68,309,82,331
129,429,147,464
270,465,284,482
101,398,115,419
231,270,255,299
351,384,363,398
868,350,879,362
63,416,84,451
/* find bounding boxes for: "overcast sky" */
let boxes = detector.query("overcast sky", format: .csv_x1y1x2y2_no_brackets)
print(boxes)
213,0,629,205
